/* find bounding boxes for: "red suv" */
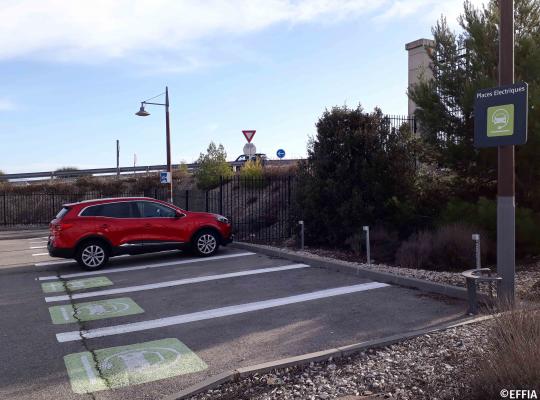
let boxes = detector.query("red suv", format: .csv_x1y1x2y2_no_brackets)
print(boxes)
48,197,233,270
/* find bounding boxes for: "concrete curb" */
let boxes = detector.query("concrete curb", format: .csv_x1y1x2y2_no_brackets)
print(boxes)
165,314,493,400
232,242,471,300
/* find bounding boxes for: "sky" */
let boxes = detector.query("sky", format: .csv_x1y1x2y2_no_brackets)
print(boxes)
0,0,484,174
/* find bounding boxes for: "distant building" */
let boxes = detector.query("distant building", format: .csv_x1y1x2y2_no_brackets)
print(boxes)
405,38,435,117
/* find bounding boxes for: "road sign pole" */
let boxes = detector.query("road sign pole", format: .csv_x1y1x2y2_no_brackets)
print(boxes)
497,0,515,304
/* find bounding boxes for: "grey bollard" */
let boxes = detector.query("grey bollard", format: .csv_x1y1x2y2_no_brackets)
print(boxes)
363,226,370,266
299,220,304,251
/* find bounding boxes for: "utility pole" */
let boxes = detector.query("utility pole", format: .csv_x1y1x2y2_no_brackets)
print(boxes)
497,0,515,303
165,87,173,203
116,140,120,177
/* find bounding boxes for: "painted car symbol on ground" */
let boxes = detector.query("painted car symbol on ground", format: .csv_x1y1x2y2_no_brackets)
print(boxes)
101,346,181,372
42,276,113,293
64,338,207,393
49,297,144,324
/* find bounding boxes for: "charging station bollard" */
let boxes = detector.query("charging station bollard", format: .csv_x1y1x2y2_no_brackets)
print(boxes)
363,226,370,266
299,221,304,251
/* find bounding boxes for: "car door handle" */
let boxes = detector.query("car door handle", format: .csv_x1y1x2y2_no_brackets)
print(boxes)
145,223,152,228
100,224,109,229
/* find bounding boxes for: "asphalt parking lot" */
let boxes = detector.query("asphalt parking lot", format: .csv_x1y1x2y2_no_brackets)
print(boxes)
0,234,466,400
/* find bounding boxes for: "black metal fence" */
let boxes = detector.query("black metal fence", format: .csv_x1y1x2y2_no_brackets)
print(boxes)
0,176,297,244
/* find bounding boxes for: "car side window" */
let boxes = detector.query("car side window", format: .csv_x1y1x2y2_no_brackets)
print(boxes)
80,204,103,217
99,202,133,218
137,202,176,218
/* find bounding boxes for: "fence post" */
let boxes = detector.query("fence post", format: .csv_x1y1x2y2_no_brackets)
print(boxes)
185,190,189,211
288,176,292,237
2,192,6,226
219,176,223,215
51,193,56,218
205,191,209,212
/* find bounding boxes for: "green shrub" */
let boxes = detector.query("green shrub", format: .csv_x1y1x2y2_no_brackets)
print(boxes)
294,105,423,247
440,197,540,257
194,142,233,190
173,162,190,180
239,160,265,188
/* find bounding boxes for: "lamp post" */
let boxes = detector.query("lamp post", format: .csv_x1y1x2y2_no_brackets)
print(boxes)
135,86,173,203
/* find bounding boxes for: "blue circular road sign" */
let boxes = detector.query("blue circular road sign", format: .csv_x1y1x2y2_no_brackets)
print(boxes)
276,149,286,159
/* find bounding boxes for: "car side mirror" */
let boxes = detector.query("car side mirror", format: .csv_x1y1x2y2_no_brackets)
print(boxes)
174,211,183,219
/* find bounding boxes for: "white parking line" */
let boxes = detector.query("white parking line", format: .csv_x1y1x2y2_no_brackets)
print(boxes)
28,237,49,240
45,263,309,302
56,282,390,342
29,241,48,245
35,259,75,266
30,246,47,249
32,253,49,256
38,252,255,280
34,254,132,267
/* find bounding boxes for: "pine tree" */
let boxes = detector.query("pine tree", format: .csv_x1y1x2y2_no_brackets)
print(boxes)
409,0,540,209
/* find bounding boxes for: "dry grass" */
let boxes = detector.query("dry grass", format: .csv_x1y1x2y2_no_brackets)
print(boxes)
467,309,540,399
263,163,297,178
395,223,492,271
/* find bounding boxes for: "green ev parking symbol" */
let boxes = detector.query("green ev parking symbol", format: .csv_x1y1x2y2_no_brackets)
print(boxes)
41,277,113,293
487,104,514,137
49,297,144,324
64,338,207,393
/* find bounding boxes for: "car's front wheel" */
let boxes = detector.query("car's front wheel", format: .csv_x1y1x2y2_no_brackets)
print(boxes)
76,240,109,270
192,230,220,257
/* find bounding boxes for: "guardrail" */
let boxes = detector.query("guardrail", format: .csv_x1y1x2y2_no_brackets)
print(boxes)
0,160,299,181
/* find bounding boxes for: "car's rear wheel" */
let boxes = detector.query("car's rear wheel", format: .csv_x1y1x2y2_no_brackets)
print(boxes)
76,240,109,270
192,230,220,257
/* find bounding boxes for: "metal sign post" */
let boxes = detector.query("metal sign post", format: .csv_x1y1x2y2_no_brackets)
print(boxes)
472,0,522,304
497,0,516,304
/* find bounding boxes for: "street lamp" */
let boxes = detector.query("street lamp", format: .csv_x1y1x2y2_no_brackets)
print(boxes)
135,86,173,203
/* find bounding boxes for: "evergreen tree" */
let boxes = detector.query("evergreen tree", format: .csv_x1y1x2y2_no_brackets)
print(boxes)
295,105,421,246
409,0,540,208
194,142,233,190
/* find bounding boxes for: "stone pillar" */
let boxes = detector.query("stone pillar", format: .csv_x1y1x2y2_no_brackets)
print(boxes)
406,38,435,117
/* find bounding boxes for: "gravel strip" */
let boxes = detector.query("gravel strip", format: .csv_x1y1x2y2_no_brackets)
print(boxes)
190,320,491,400
245,243,540,302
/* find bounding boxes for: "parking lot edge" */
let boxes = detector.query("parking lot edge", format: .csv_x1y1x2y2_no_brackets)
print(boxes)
232,242,474,301
167,314,493,400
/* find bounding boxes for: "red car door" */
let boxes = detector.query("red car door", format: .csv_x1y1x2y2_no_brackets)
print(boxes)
136,201,188,248
91,201,145,249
